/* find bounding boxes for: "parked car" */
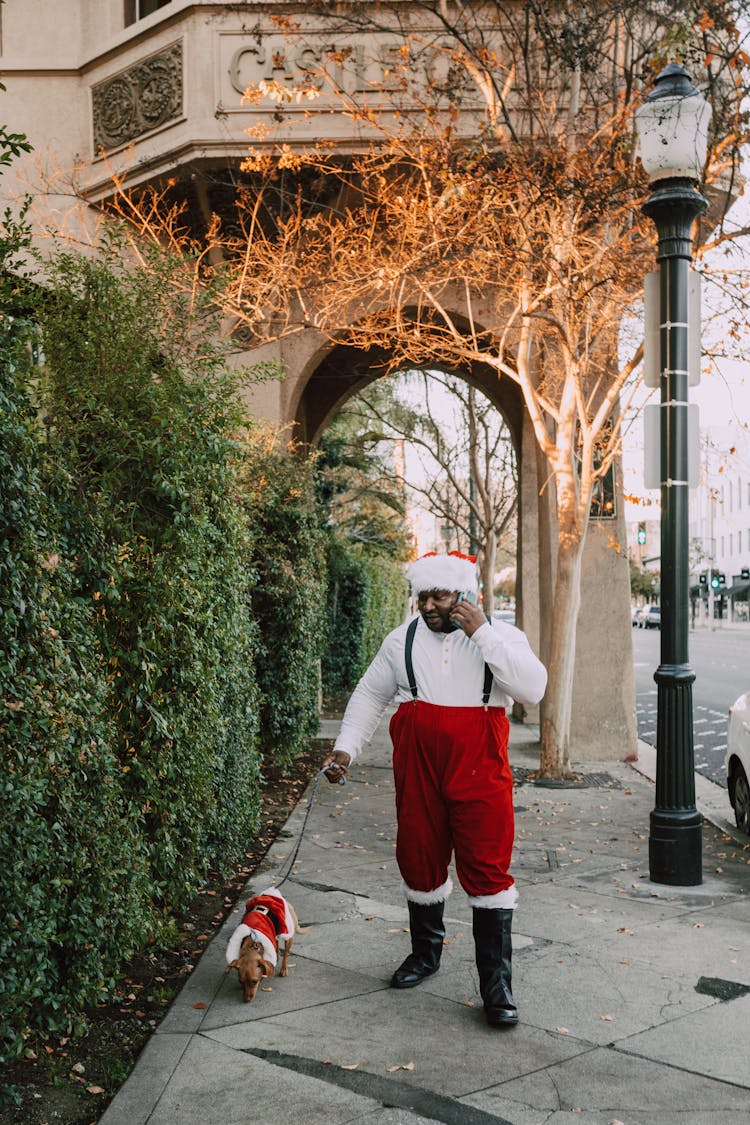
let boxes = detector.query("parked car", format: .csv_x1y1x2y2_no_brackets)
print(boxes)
494,609,516,625
638,605,661,629
726,693,750,835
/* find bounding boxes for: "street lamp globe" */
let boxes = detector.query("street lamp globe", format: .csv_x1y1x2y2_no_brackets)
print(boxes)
635,62,711,184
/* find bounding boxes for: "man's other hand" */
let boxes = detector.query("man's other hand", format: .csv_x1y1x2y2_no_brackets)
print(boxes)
322,750,351,783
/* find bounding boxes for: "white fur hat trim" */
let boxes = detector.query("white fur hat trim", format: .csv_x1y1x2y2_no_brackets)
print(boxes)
406,553,478,596
402,876,453,904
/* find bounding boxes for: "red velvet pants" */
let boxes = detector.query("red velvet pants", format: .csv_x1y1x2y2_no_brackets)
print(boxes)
389,700,514,899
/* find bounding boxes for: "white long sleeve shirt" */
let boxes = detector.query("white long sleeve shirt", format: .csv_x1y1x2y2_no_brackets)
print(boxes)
334,614,547,762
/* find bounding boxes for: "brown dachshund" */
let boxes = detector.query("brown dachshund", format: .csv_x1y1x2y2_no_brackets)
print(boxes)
225,887,307,1003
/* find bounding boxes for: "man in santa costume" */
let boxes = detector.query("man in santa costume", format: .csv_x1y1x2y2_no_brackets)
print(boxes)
322,551,546,1027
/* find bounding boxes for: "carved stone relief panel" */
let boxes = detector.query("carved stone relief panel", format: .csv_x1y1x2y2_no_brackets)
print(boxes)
92,40,183,153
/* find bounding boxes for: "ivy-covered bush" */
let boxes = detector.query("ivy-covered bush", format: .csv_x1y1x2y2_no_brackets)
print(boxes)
241,427,327,768
38,242,264,906
322,537,408,695
0,201,150,1058
0,198,330,1059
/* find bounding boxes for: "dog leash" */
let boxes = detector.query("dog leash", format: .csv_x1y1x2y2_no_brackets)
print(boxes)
274,766,346,889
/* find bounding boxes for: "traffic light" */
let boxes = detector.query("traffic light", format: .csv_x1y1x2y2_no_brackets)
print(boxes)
710,569,726,590
637,521,646,545
699,571,707,587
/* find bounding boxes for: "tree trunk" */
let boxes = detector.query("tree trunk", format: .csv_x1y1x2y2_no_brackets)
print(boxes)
538,518,586,780
480,530,497,614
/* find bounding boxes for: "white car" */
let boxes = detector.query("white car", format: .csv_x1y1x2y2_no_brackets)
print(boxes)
726,692,750,835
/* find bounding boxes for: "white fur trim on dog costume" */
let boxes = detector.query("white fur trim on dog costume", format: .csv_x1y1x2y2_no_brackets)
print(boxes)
226,923,258,964
402,876,453,904
225,886,294,967
468,885,519,910
406,553,478,597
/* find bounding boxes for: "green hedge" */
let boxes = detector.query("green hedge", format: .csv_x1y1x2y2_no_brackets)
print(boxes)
241,429,327,768
0,224,327,1059
38,244,263,907
0,215,151,1054
322,538,408,695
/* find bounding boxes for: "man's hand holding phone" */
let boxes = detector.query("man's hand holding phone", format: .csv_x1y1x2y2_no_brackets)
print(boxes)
449,592,485,637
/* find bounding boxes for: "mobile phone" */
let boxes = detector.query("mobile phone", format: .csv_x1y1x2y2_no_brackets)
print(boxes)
449,590,478,629
455,591,478,605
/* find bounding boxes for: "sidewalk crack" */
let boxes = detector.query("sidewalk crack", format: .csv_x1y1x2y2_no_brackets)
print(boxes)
241,1047,514,1124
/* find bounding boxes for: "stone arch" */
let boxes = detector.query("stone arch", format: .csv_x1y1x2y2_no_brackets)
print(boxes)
292,340,525,452
290,335,544,723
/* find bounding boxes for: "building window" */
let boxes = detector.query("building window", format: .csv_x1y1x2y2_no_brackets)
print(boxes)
729,533,733,555
721,535,725,556
124,0,172,26
730,481,734,512
739,479,743,510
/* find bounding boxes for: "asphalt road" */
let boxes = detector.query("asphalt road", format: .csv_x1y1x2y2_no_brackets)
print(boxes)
633,623,750,787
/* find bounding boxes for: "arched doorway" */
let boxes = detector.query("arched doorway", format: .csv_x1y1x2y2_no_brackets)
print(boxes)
281,335,637,757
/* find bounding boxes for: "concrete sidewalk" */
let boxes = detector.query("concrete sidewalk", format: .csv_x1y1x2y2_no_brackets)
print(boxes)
100,716,750,1125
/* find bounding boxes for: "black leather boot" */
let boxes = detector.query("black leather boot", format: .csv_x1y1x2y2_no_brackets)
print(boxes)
472,907,519,1027
390,900,445,988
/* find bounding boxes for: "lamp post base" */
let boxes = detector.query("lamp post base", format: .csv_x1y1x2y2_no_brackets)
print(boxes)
649,808,703,886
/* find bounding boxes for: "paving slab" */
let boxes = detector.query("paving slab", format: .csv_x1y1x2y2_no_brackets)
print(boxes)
463,1044,750,1124
129,1035,390,1125
614,992,750,1086
205,988,591,1098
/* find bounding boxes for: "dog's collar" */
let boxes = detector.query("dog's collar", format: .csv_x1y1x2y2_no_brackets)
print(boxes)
250,904,270,916
240,936,265,955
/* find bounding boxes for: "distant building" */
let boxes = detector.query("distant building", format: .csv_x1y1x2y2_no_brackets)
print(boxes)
627,422,750,621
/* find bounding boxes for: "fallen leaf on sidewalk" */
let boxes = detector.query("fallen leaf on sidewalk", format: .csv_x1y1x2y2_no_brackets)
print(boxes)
556,1027,570,1034
341,1063,359,1070
387,1061,415,1072
601,1014,614,1021
193,1003,206,1009
86,1086,105,1095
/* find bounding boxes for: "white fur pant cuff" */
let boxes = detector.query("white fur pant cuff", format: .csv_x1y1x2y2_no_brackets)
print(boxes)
402,876,453,905
468,886,519,910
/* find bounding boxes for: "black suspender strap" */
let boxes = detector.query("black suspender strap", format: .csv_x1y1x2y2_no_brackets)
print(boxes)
481,612,493,709
482,662,494,708
404,615,494,707
405,617,419,702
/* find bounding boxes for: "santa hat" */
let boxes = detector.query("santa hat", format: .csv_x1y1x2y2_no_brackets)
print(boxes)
406,551,478,596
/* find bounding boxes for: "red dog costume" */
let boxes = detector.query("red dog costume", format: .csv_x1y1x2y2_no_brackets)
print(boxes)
225,887,294,968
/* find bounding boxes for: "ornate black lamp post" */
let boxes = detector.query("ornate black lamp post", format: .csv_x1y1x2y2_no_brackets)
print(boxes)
635,63,711,886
